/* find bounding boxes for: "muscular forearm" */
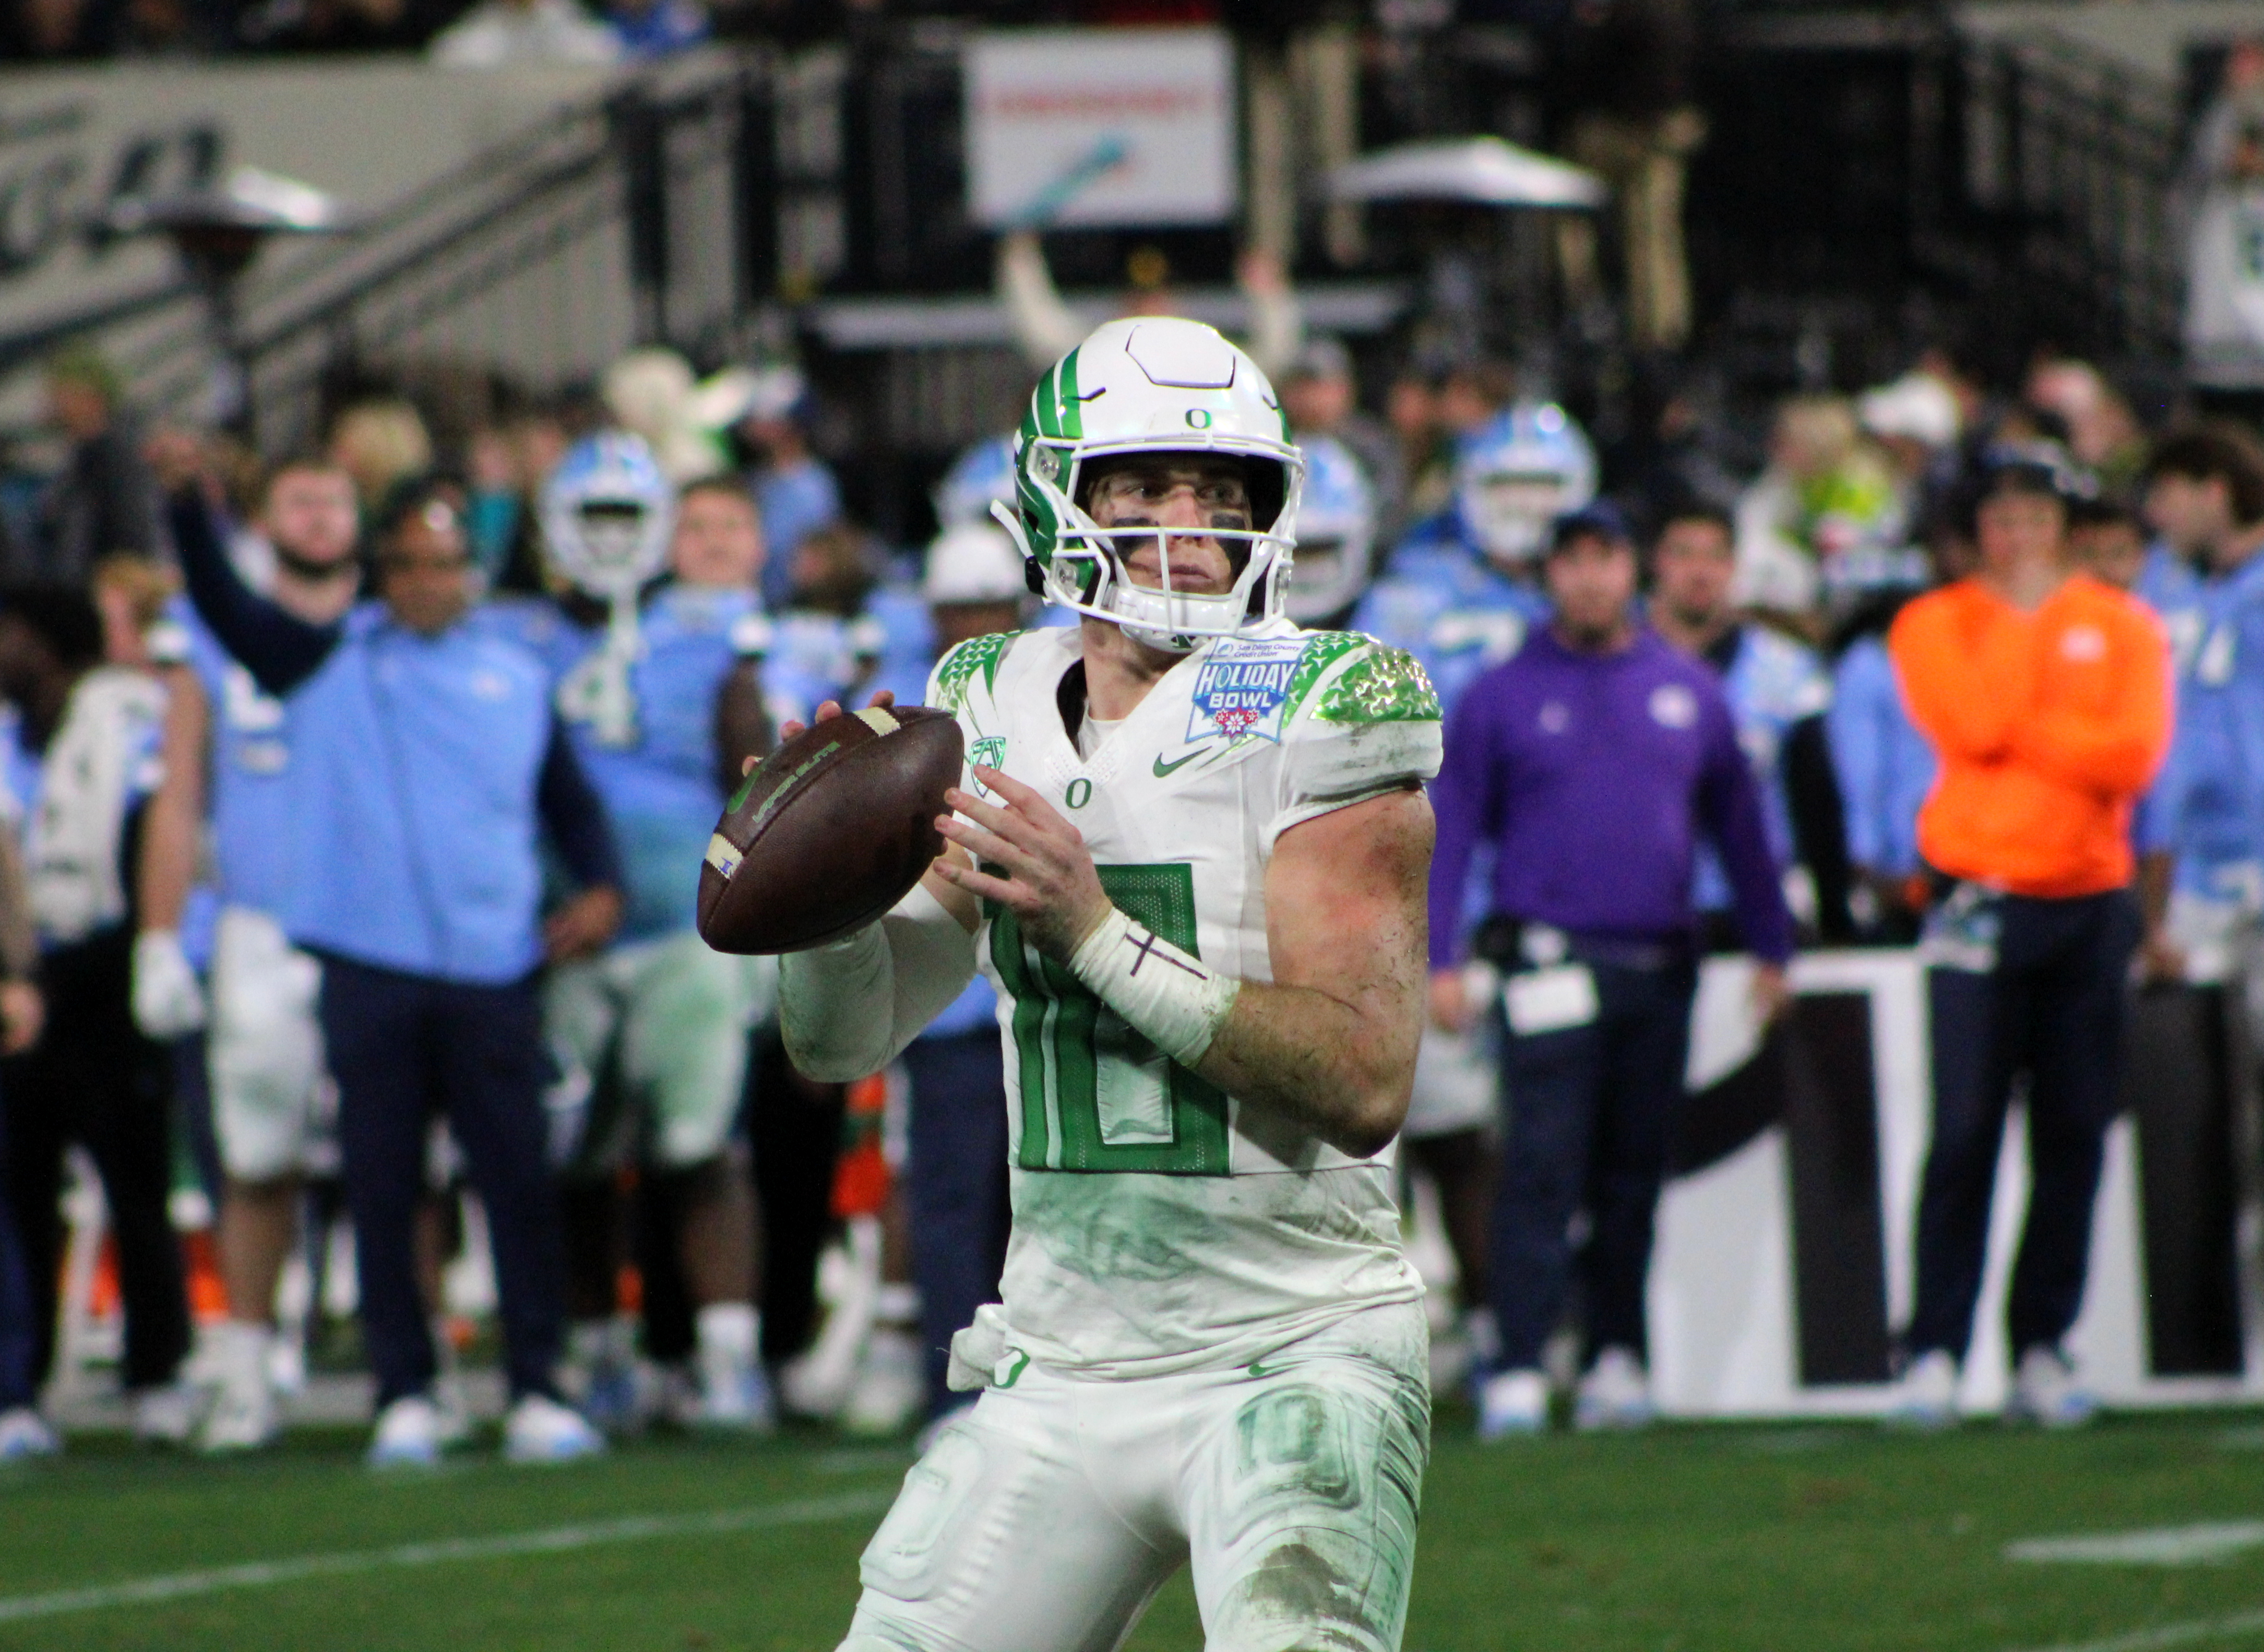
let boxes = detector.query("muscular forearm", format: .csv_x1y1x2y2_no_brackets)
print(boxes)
139,669,207,934
1194,978,1417,1160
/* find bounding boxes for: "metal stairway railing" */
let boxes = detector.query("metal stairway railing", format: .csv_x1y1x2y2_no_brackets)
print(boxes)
72,47,774,458
1945,26,2186,363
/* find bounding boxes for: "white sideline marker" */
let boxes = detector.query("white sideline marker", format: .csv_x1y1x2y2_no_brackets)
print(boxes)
0,1488,892,1624
2007,1523,2264,1567
2007,1606,2264,1652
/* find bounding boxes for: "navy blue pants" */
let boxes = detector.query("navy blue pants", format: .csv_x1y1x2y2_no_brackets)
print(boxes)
4,927,189,1393
318,955,565,1407
1490,958,1697,1372
901,1030,1011,1419
0,1093,38,1411
1909,888,2140,1362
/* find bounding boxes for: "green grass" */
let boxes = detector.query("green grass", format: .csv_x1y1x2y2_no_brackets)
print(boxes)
5,1408,2264,1650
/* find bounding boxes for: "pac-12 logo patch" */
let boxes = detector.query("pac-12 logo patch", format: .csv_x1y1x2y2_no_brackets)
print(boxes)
1185,637,1306,745
968,735,1007,795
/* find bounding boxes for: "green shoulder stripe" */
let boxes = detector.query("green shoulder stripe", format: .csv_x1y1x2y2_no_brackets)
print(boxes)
1281,632,1368,722
1316,643,1443,725
931,631,1016,714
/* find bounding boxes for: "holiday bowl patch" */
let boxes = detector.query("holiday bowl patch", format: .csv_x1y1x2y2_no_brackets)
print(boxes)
1185,637,1308,745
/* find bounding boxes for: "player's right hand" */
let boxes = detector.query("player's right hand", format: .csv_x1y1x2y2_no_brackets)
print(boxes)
756,688,899,770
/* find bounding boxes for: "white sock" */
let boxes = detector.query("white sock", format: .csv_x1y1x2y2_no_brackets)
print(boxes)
213,1319,274,1394
695,1302,758,1364
873,1283,920,1329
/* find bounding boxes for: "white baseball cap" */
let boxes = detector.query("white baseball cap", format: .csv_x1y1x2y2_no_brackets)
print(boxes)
923,522,1028,605
1857,373,1960,449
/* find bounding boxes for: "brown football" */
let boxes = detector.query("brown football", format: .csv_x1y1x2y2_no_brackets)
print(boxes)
696,704,964,955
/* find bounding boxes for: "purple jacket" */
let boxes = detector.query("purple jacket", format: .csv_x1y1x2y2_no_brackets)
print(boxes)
1428,625,1795,968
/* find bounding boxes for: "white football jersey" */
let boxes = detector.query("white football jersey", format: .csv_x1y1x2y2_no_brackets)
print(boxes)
927,619,1444,1378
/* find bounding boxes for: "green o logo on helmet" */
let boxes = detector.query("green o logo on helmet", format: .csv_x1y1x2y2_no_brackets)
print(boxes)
1185,408,1213,430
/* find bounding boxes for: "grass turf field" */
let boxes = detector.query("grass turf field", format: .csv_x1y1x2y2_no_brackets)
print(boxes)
6,1407,2264,1651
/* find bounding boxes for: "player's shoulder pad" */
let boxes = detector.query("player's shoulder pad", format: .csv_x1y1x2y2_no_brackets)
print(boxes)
144,617,194,669
927,628,1028,715
1285,631,1443,731
729,610,773,659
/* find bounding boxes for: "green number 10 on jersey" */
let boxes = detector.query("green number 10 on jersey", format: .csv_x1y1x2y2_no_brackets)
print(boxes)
988,863,1231,1176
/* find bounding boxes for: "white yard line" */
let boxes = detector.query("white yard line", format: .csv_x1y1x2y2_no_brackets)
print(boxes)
2007,1524,2264,1567
2007,1607,2264,1652
0,1488,892,1624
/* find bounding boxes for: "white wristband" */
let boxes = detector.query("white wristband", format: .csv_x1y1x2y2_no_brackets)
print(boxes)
1066,907,1240,1069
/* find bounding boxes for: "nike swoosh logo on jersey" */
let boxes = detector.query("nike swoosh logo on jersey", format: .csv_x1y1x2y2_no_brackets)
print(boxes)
1247,1358,1289,1378
993,1350,1031,1388
1152,748,1207,778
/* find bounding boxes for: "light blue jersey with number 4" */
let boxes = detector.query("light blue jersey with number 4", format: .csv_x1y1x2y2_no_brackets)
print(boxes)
927,621,1442,1378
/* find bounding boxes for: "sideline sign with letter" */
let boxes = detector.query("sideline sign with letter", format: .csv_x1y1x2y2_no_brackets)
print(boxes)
964,28,1236,230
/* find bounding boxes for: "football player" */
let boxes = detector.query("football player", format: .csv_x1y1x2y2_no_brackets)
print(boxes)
1646,502,1852,943
511,439,777,1430
781,317,1439,1652
133,455,362,1453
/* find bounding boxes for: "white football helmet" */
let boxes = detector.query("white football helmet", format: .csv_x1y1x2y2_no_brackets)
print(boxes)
1455,403,1598,567
992,317,1304,652
539,432,676,601
1282,433,1377,625
934,434,1019,529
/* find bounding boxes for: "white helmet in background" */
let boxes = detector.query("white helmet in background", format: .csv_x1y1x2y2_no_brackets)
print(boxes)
539,432,676,601
1282,433,1377,626
1455,402,1598,567
995,317,1304,652
923,521,1028,607
934,434,1019,529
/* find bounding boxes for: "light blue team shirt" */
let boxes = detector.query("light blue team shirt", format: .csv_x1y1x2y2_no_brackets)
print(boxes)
754,459,843,611
502,586,763,944
181,604,304,925
1350,513,1536,947
1829,633,1935,881
1693,625,1832,912
284,605,561,984
2131,542,2206,871
1350,514,1551,715
2154,549,2264,902
2136,542,2208,674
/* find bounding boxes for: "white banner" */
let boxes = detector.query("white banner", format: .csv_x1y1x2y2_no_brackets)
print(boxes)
1651,951,2264,1418
964,28,1236,230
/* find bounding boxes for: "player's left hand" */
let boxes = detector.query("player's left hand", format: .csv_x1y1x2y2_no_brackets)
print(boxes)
546,885,624,962
933,767,1112,962
747,690,897,774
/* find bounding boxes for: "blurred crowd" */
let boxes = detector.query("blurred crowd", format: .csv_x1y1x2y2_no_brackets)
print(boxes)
0,287,2251,1463
3,0,1233,65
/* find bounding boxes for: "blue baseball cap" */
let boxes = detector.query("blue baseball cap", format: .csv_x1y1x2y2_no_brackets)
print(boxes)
1547,500,1635,553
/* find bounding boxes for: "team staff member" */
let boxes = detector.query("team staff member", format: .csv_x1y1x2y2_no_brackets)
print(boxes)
1887,447,2171,1429
1429,504,1793,1439
169,478,625,1469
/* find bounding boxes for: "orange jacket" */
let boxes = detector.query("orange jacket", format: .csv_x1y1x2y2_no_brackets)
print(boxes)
1889,572,2172,898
